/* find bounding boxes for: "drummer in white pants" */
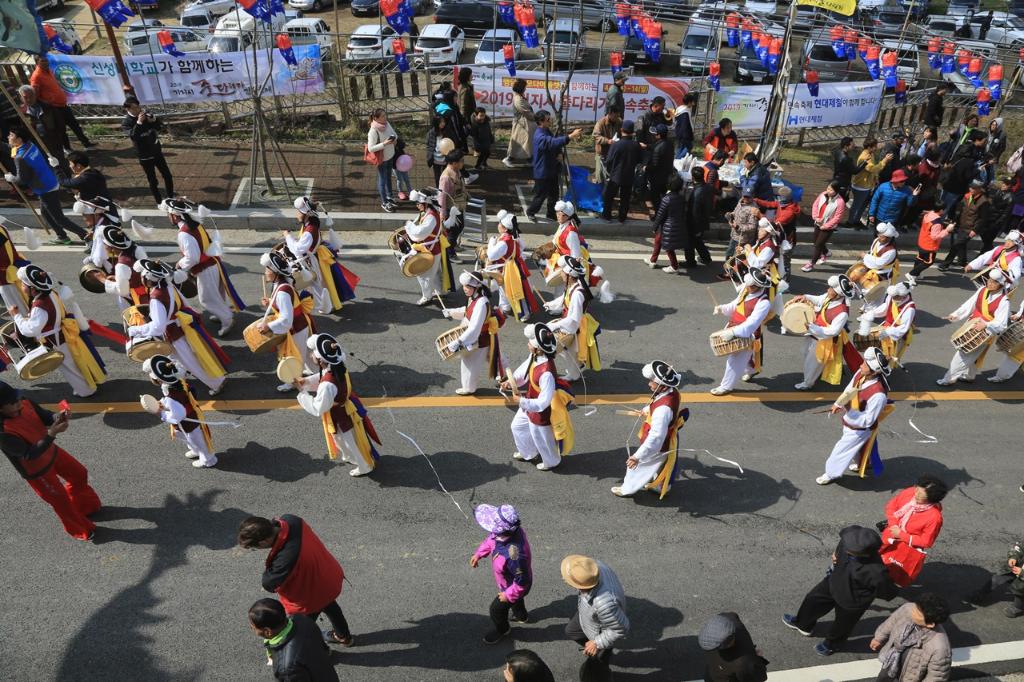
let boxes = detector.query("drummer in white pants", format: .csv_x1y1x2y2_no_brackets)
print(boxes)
937,269,1011,385
710,268,772,396
100,225,148,313
793,274,856,390
504,324,563,471
259,251,315,393
965,230,1022,284
989,299,1024,383
743,219,786,319
442,271,501,395
405,189,447,304
817,347,891,485
613,361,684,497
545,256,593,382
143,354,217,468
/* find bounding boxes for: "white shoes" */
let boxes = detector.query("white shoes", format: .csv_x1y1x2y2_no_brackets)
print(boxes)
512,451,535,462
502,157,515,168
349,468,372,477
217,319,234,338
416,297,431,306
536,462,558,471
710,386,731,396
642,257,657,269
987,375,1010,383
209,380,226,396
815,474,833,485
848,462,859,472
935,377,955,386
193,457,217,468
185,450,200,460
742,372,759,382
455,388,476,395
661,266,680,274
794,382,811,391
611,486,625,496
277,383,295,393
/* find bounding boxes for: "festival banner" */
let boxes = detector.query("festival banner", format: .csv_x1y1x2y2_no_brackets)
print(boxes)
46,45,324,105
471,68,693,124
796,0,857,16
713,80,884,130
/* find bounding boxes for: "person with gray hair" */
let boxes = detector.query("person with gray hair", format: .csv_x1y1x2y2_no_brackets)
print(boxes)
561,554,629,681
700,612,769,682
17,84,66,171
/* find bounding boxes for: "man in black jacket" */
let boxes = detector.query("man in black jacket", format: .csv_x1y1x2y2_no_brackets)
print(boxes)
674,92,697,159
122,96,174,204
57,151,109,202
687,166,714,265
249,598,339,682
878,131,906,184
602,120,643,223
923,85,948,128
700,611,768,682
783,525,898,656
831,137,861,198
646,124,675,215
636,96,669,159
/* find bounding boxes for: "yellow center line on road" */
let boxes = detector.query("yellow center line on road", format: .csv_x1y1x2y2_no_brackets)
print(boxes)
45,390,1024,414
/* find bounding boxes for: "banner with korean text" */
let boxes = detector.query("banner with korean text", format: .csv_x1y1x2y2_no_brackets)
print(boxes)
713,81,885,130
46,45,324,105
471,68,693,124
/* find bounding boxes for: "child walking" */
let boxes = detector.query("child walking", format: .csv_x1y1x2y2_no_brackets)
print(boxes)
469,504,532,644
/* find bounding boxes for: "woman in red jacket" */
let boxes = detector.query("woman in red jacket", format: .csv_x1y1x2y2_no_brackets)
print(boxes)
879,475,948,587
238,515,353,647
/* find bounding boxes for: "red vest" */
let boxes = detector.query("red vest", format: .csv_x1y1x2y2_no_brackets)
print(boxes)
30,294,62,348
884,299,915,327
561,282,589,320
870,239,896,268
555,221,581,256
166,385,199,434
117,249,150,305
1,399,59,479
493,233,518,265
753,237,776,263
844,369,887,429
728,291,766,338
266,517,344,615
639,390,681,454
271,283,310,335
916,211,944,252
466,296,492,349
149,285,185,342
972,289,1005,321
322,370,354,433
814,299,848,327
987,245,1021,269
419,209,443,256
526,358,554,426
178,222,216,273
301,220,322,251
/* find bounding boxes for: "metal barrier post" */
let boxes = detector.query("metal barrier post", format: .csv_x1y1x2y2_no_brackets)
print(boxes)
462,197,488,246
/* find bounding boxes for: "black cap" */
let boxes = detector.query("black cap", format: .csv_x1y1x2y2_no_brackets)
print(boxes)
840,525,883,555
0,381,20,406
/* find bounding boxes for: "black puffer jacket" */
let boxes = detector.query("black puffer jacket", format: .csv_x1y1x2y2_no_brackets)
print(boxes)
267,614,339,682
652,190,687,251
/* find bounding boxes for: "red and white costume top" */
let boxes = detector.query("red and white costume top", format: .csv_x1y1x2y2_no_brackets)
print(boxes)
949,286,1010,335
720,288,771,340
806,294,849,340
862,238,897,277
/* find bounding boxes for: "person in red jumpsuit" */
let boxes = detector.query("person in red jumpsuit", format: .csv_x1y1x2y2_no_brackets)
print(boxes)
879,475,948,587
0,381,101,541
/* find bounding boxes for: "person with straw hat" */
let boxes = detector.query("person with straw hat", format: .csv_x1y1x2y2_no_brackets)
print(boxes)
469,503,533,645
965,228,1023,285
140,354,217,468
560,554,629,681
936,267,1011,385
441,270,504,396
612,361,688,499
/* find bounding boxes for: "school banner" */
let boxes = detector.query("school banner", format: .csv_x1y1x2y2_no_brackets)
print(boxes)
46,45,324,105
713,81,885,130
471,68,693,124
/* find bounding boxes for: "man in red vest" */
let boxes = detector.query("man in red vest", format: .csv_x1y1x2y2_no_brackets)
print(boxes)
237,515,354,648
0,381,101,541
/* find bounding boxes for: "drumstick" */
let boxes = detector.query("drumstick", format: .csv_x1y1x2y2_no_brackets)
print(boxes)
706,286,720,308
434,290,449,313
615,409,642,416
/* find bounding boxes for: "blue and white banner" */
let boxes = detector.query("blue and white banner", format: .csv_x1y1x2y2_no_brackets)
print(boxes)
713,81,885,130
47,45,324,105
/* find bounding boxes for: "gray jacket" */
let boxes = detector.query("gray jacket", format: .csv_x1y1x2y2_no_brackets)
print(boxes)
874,603,951,682
577,560,629,650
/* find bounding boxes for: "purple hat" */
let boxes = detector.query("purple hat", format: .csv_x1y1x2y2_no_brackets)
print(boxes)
474,504,520,534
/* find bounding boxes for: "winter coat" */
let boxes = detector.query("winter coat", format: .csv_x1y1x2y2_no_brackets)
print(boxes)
646,138,675,190
852,149,889,191
879,486,944,587
531,127,570,180
954,191,991,236
829,525,899,610
869,182,915,224
263,515,344,616
702,612,769,682
674,107,694,151
456,83,476,122
728,203,761,244
575,560,630,650
592,115,618,159
604,83,624,116
470,116,494,152
942,153,981,196
266,614,340,682
1000,539,1024,598
832,148,863,190
605,136,644,187
653,190,687,251
507,93,535,161
873,603,951,682
923,92,945,128
987,118,1007,161
741,164,775,206
690,184,714,235
988,186,1014,235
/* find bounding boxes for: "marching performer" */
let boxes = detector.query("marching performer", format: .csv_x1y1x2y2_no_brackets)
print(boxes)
546,201,612,302
141,354,217,468
742,218,785,319
544,256,601,382
858,280,916,367
285,196,359,314
99,225,149,311
0,216,30,310
405,189,454,305
486,211,541,320
965,229,1022,285
816,347,895,485
859,222,900,288
295,333,381,477
258,251,316,393
77,196,122,272
989,299,1024,383
441,271,504,396
612,361,689,499
127,259,229,395
163,198,246,337
710,268,773,396
10,266,106,398
793,274,862,390
936,268,1011,386
502,323,575,471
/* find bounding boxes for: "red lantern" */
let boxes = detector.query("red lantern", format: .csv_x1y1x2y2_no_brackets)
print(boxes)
957,49,970,66
977,87,991,102
989,63,1004,81
858,36,871,53
503,44,515,61
927,37,940,53
806,69,819,84
943,41,955,56
392,37,405,55
844,29,858,43
881,51,896,68
709,61,721,77
866,44,880,61
769,38,782,56
830,25,843,42
610,51,622,68
726,12,739,29
1019,47,1024,62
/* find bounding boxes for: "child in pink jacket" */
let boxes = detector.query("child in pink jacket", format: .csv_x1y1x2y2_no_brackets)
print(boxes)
470,504,533,644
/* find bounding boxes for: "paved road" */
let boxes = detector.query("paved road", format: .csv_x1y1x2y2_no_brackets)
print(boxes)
2,238,1022,681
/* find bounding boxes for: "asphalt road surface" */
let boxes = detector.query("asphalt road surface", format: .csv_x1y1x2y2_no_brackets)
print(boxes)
2,233,1023,681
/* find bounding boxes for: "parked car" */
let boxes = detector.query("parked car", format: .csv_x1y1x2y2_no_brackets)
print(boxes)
180,5,218,35
413,23,465,65
689,2,742,28
1010,0,1024,18
474,28,521,65
208,10,285,53
351,0,430,16
744,0,778,17
543,18,586,66
734,44,771,83
801,35,861,82
433,0,498,35
647,0,691,23
41,18,83,54
919,14,961,41
879,40,919,88
678,23,717,75
946,0,980,15
125,20,209,57
621,32,662,71
182,0,237,18
969,12,1024,47
541,0,616,32
285,17,335,60
34,0,66,11
346,23,398,60
862,5,914,39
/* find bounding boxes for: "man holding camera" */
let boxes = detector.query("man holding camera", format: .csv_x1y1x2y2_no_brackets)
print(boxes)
122,97,175,204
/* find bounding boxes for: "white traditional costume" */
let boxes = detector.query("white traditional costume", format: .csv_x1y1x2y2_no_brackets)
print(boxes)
76,196,122,274
142,354,217,468
613,361,689,499
405,189,454,304
818,347,894,485
744,219,786,317
442,271,504,395
99,225,149,312
485,211,540,320
859,281,916,366
260,251,316,392
296,334,381,476
710,268,773,395
510,324,575,471
967,230,1023,285
990,299,1024,382
795,274,861,390
545,201,612,302
937,269,1011,385
861,222,900,283
544,256,601,381
285,196,359,314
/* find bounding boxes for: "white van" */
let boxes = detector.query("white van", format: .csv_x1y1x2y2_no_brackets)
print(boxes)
284,17,334,60
125,21,210,57
180,5,219,35
208,9,286,54
543,18,586,66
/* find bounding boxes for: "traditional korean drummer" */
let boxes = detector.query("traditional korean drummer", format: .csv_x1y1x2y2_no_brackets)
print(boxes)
257,251,316,393
989,298,1024,383
612,361,689,499
100,225,149,312
76,196,122,273
937,268,1011,386
405,189,454,306
858,280,916,367
284,196,358,314
141,354,217,469
486,210,541,320
861,222,900,285
441,270,503,396
0,215,30,310
710,267,772,396
547,201,612,301
544,256,601,382
792,274,861,391
965,229,1022,285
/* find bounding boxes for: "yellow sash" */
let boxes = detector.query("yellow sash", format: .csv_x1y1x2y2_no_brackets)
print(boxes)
53,297,106,390
169,381,213,452
274,289,314,362
641,398,687,499
501,259,527,318
314,244,343,311
815,330,849,386
320,371,376,468
527,359,575,454
881,300,914,363
857,402,895,477
173,306,226,379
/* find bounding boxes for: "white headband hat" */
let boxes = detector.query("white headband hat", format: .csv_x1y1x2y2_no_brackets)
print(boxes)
1006,229,1022,245
409,189,429,204
886,282,911,298
499,212,516,230
828,273,858,298
989,267,1008,285
458,270,484,288
876,222,898,238
293,196,316,213
757,217,775,233
73,199,98,216
864,346,892,375
554,200,574,216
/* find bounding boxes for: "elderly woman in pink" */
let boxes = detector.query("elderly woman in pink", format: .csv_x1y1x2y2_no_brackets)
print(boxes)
469,504,533,645
802,181,847,272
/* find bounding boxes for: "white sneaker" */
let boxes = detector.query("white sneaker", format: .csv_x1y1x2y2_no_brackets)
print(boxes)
794,382,811,390
935,377,956,386
415,296,431,306
512,451,532,461
611,486,625,496
185,450,200,460
502,157,514,168
455,388,476,395
642,257,657,269
193,457,217,468
209,380,226,396
217,319,234,338
349,467,372,477
987,375,1010,383
815,474,833,485
536,462,558,471
276,383,295,393
742,372,759,382
801,262,814,272
661,266,680,274
710,386,731,396
465,172,480,185
848,462,859,472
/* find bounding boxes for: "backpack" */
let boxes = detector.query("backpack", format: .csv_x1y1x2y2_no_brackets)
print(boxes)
1006,144,1024,175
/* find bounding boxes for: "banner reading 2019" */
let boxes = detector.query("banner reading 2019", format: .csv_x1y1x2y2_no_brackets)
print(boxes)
713,81,885,130
47,46,324,105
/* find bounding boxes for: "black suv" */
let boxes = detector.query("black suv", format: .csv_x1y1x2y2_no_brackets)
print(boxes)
434,1,499,34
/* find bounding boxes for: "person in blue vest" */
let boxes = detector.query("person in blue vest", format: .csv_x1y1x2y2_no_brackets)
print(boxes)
4,125,87,245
